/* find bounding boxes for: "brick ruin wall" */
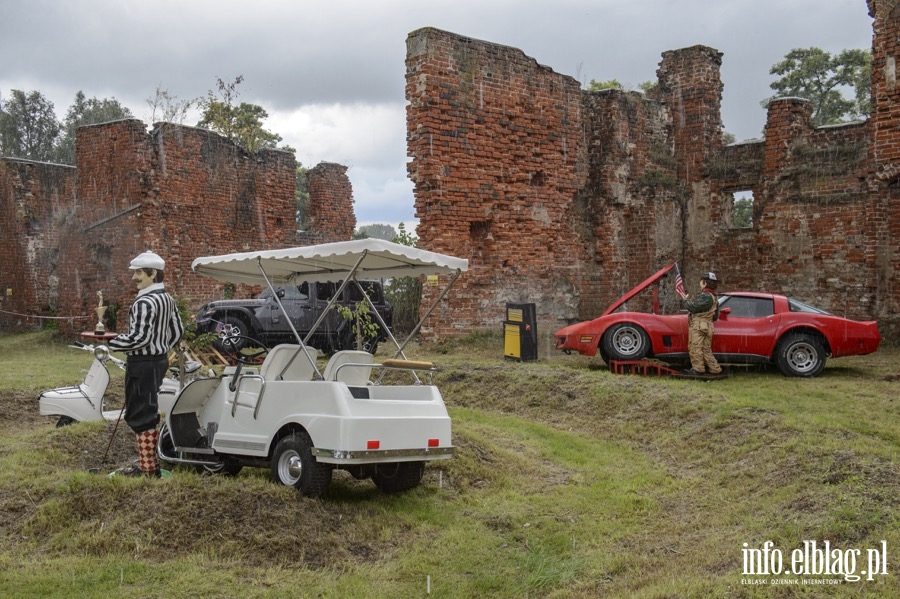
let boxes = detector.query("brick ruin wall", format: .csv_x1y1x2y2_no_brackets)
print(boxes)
0,160,75,323
0,120,354,332
304,162,356,243
406,3,900,343
868,0,900,333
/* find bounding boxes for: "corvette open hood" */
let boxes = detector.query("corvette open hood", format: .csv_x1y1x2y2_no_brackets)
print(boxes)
602,263,676,316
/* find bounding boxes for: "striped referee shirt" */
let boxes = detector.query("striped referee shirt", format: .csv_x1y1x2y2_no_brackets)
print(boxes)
108,283,185,357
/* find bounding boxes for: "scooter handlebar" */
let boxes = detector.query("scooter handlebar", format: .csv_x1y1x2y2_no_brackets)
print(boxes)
70,342,126,370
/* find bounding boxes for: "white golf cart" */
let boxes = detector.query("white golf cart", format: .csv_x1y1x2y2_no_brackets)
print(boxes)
158,239,468,496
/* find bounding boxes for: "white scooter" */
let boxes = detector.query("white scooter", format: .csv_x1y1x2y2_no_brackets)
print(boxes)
38,341,199,427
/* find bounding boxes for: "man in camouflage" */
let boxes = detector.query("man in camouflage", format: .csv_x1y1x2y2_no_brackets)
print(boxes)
682,272,722,376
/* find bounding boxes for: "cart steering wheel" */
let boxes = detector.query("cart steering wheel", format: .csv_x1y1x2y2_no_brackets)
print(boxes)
220,335,269,364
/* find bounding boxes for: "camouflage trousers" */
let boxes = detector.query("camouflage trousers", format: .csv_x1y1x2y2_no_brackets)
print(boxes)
688,319,722,374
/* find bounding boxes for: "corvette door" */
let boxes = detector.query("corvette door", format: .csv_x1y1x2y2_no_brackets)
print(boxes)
713,295,780,357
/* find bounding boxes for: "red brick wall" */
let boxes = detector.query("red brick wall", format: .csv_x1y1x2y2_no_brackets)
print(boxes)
0,159,76,330
406,28,589,340
0,119,355,334
407,14,900,341
52,120,300,332
868,0,900,331
306,162,355,243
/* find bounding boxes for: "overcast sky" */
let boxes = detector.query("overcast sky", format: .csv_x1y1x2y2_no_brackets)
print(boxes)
1,0,874,232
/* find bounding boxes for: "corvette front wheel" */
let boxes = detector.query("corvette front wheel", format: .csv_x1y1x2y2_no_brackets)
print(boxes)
602,323,650,362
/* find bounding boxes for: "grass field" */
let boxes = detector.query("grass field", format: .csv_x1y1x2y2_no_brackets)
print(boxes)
0,330,897,598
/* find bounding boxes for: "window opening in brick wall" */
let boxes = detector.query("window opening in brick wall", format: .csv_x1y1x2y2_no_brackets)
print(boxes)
470,220,492,241
731,190,753,228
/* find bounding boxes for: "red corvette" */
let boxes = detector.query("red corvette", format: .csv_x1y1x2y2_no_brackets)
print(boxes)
554,264,881,377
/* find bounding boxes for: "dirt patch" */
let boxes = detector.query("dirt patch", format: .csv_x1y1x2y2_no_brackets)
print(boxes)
0,389,48,430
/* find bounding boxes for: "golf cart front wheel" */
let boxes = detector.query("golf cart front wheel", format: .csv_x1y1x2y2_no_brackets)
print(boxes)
271,432,332,497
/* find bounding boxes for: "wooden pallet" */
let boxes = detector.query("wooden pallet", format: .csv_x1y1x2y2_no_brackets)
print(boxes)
170,346,230,368
609,359,680,377
609,360,726,380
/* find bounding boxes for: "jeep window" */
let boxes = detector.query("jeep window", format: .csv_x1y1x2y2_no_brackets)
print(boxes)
320,282,339,301
259,285,309,300
348,281,383,302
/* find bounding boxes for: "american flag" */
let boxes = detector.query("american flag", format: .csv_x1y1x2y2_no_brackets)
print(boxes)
674,263,687,299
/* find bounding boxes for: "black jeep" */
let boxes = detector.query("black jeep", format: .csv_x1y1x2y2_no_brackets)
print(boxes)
194,280,392,355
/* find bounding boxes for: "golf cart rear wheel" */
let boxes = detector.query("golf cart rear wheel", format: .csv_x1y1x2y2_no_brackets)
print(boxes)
55,415,77,427
371,461,425,493
271,431,332,497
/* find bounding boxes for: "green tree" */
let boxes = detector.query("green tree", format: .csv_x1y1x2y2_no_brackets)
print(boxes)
733,196,753,228
55,91,133,164
385,223,423,337
196,75,284,151
0,89,61,161
146,84,195,124
295,164,309,230
587,79,623,91
767,47,872,126
357,223,397,241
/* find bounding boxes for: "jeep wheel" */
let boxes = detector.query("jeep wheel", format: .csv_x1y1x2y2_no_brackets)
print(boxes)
372,461,424,493
271,432,332,497
214,316,252,352
341,328,379,355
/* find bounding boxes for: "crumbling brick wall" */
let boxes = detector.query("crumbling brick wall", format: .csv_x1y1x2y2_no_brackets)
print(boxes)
0,120,356,333
407,9,899,342
305,162,356,244
406,28,589,340
406,29,587,336
406,29,718,340
53,120,299,331
0,160,75,329
867,0,900,330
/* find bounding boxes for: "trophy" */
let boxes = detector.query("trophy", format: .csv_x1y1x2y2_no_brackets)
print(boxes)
94,291,107,336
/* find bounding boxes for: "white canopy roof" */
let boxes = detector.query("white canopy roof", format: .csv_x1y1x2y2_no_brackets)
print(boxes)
191,238,468,286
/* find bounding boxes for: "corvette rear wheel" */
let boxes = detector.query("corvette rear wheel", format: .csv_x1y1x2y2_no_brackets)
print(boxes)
775,333,826,377
602,323,650,362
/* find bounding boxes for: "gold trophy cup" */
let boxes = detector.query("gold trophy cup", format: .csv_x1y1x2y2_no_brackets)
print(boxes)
94,291,107,336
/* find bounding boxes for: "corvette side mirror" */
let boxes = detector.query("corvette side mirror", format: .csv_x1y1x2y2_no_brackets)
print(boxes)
719,307,731,319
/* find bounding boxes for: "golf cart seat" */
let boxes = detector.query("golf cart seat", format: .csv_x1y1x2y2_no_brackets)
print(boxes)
322,350,374,385
260,344,317,382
